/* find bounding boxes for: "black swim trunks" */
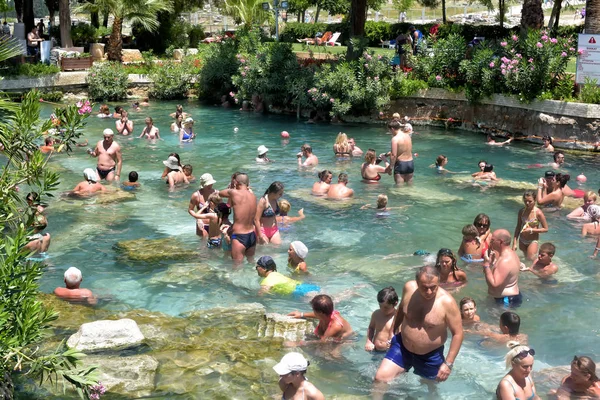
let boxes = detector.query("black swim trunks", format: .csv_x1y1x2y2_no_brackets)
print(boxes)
231,231,257,249
394,160,414,175
494,292,523,307
97,166,116,180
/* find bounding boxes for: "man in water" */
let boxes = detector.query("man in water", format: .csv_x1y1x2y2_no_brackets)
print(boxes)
483,229,522,307
219,173,257,262
297,144,318,168
373,266,463,398
89,128,122,182
349,138,363,157
327,173,354,199
388,120,414,184
54,267,97,305
116,110,134,136
550,151,565,169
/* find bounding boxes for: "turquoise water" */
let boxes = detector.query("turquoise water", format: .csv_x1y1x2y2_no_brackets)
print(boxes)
38,100,600,398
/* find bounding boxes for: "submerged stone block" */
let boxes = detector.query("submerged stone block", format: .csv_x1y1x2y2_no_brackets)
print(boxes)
67,318,144,352
84,354,159,397
259,313,314,341
114,237,198,262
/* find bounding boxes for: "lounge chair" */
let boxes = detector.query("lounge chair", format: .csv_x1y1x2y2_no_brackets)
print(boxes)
325,32,342,46
299,31,332,46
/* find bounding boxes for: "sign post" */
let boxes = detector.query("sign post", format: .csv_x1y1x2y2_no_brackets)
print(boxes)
576,34,600,84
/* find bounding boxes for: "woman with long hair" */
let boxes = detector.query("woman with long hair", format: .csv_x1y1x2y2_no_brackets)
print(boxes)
361,149,388,182
255,181,285,245
512,190,548,261
434,248,467,287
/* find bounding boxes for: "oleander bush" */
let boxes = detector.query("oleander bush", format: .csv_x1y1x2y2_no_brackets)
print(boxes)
459,47,499,102
410,33,467,89
86,62,129,101
196,38,240,103
149,60,193,100
389,73,428,99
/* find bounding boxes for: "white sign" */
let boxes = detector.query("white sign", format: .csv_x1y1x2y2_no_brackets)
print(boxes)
576,34,600,84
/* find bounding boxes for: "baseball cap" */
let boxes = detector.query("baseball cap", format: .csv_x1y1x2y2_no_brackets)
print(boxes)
273,352,309,375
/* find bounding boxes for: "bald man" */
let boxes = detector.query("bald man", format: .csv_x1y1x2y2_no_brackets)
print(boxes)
483,229,522,307
54,267,97,305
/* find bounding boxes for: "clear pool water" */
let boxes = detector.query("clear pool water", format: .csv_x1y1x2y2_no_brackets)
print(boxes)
37,100,600,398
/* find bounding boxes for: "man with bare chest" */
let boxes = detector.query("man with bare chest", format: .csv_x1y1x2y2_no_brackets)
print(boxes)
373,266,463,398
89,128,122,182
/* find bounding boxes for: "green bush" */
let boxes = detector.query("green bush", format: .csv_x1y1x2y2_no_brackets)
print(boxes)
86,62,129,101
390,73,428,99
40,91,64,102
411,33,467,88
71,22,98,46
188,25,206,48
364,21,392,46
460,46,500,102
280,22,328,42
196,38,240,103
149,61,193,99
579,77,600,104
0,63,60,77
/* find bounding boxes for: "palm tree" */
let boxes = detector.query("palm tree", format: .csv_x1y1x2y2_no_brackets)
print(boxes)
585,0,600,33
221,0,270,27
77,0,173,62
521,0,543,34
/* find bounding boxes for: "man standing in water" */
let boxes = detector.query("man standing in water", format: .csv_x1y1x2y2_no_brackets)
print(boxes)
297,144,319,168
483,229,522,306
89,128,122,182
219,173,257,263
373,266,463,399
388,120,414,184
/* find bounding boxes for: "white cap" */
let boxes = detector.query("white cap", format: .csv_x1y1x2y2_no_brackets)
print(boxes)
273,352,308,375
83,168,98,182
290,241,308,259
257,145,269,155
103,128,114,136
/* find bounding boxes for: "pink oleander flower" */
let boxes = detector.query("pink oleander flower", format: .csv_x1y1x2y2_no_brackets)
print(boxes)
511,59,518,65
528,58,533,63
240,58,246,63
536,42,543,48
229,91,235,97
76,101,82,107
578,49,584,55
501,69,507,75
436,75,442,81
379,111,384,116
516,53,522,58
364,63,369,68
570,47,575,51
550,38,558,44
489,62,495,68
244,66,249,71
330,98,334,103
512,35,518,41
374,76,379,81
241,72,246,76
541,35,549,42
561,52,568,57
322,93,327,97
366,54,372,60
377,55,382,60
500,41,507,47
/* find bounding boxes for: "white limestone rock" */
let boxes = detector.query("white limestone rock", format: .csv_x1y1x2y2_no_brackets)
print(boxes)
67,318,144,352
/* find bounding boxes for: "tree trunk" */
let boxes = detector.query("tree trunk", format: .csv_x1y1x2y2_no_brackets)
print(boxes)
315,5,320,23
14,0,23,22
499,0,505,28
59,0,73,47
442,0,446,23
347,0,367,59
547,0,562,30
297,12,300,22
91,11,99,28
23,0,34,33
301,10,305,22
521,0,544,34
585,0,600,33
103,11,109,27
107,16,123,62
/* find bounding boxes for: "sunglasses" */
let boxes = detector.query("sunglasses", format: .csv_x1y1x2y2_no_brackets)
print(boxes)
476,223,489,228
513,349,535,361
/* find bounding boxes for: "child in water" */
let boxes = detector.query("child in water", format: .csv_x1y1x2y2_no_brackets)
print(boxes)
521,242,558,279
288,241,308,273
467,311,528,345
458,224,484,263
365,287,398,352
277,199,305,224
361,194,408,212
182,164,195,183
459,297,480,325
122,171,140,190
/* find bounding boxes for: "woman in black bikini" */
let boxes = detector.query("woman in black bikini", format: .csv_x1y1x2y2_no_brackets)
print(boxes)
361,149,388,183
333,132,352,158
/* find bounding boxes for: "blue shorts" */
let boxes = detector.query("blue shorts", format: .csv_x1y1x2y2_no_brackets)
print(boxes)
384,333,445,380
494,292,522,307
460,254,484,263
207,237,222,249
293,283,320,296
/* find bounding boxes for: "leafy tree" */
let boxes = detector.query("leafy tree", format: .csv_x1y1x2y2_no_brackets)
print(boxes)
59,0,73,47
287,0,311,21
43,0,58,26
220,0,270,27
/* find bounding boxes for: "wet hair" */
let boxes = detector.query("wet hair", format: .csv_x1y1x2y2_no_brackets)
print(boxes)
318,170,332,182
235,173,249,186
128,171,138,182
435,155,447,167
500,311,521,335
572,356,600,382
278,199,291,214
459,297,476,309
207,192,221,205
415,265,440,281
435,248,459,276
478,159,487,167
264,181,284,196
301,144,313,154
483,163,494,173
335,132,349,146
115,106,123,113
388,120,402,131
182,164,193,174
555,173,570,188
176,104,183,112
44,136,53,145
338,173,348,183
377,286,398,305
584,191,597,203
99,104,110,115
505,341,533,369
310,294,334,316
365,149,377,164
376,194,388,209
553,151,564,162
462,224,479,238
522,190,537,201
539,242,555,256
217,202,231,218
474,213,491,227
542,135,553,144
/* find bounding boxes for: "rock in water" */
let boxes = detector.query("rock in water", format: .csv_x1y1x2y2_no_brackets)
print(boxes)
67,318,145,352
83,354,159,398
259,313,314,341
95,189,136,204
114,237,198,262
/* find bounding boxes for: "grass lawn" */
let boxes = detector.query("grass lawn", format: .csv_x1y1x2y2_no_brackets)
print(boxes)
291,43,396,57
567,57,577,74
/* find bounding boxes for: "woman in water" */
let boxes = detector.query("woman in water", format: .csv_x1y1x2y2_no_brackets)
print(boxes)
333,132,352,158
496,342,539,400
458,224,484,263
179,117,195,142
170,104,189,119
582,205,600,236
312,170,333,196
567,191,597,220
434,248,467,287
474,213,492,257
161,153,181,179
171,113,183,133
163,155,188,191
472,160,487,177
552,356,600,399
513,191,548,261
361,149,388,182
541,135,554,152
288,294,353,341
255,181,284,245
537,173,567,208
431,155,452,174
97,104,111,118
138,117,160,140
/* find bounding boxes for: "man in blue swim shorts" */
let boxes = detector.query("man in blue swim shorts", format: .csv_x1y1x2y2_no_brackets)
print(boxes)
373,266,463,399
219,173,257,263
388,120,414,184
482,229,522,308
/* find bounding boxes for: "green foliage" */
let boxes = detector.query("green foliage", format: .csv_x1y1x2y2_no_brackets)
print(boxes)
579,77,600,104
550,74,574,101
364,21,392,47
188,25,206,47
459,46,499,102
149,60,193,99
86,62,129,101
280,22,328,42
71,22,98,46
0,63,60,78
221,0,271,26
389,73,428,99
411,33,466,88
40,91,64,102
196,39,240,102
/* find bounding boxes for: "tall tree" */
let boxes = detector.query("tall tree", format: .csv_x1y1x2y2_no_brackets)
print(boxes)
59,0,72,47
418,0,446,23
547,0,563,30
585,0,600,33
14,0,22,21
521,0,543,34
23,0,33,32
220,0,270,27
347,0,367,58
44,0,58,27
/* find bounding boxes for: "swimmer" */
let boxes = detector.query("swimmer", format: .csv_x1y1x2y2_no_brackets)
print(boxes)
171,113,183,133
582,205,600,237
327,173,354,199
483,229,522,307
333,132,352,158
298,144,318,168
162,153,182,178
255,181,284,245
24,192,51,254
131,101,140,111
552,356,600,399
567,191,596,220
312,170,333,196
198,193,225,249
288,241,308,273
138,117,160,140
256,256,319,296
71,168,106,196
112,105,123,118
468,311,528,344
256,145,272,163
115,110,133,136
276,199,305,224
218,203,233,256
39,136,55,154
288,294,353,341
163,156,189,191
365,287,398,352
458,224,484,263
513,190,548,261
459,297,480,325
537,173,567,208
520,242,558,279
180,117,195,142
471,159,487,177
140,98,150,106
182,164,195,182
361,194,408,212
88,128,122,182
435,248,467,287
54,267,97,305
550,151,565,169
478,163,499,181
122,171,140,190
541,135,554,152
388,119,414,184
97,104,111,118
486,134,513,146
273,353,325,400
189,173,217,238
361,149,388,182
496,342,537,400
474,213,492,257
349,137,363,156
430,155,454,174
169,104,190,119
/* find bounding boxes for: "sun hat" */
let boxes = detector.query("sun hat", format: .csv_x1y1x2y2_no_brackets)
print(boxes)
256,255,276,271
184,117,194,124
257,145,269,156
273,352,309,376
290,241,308,259
200,173,217,188
83,168,98,182
162,156,181,171
103,128,114,136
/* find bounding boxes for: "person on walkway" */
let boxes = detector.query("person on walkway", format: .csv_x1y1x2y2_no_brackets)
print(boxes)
483,229,522,307
89,129,122,182
388,119,414,184
408,25,423,55
54,267,97,305
273,353,325,400
26,26,43,56
496,342,539,400
373,266,463,398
